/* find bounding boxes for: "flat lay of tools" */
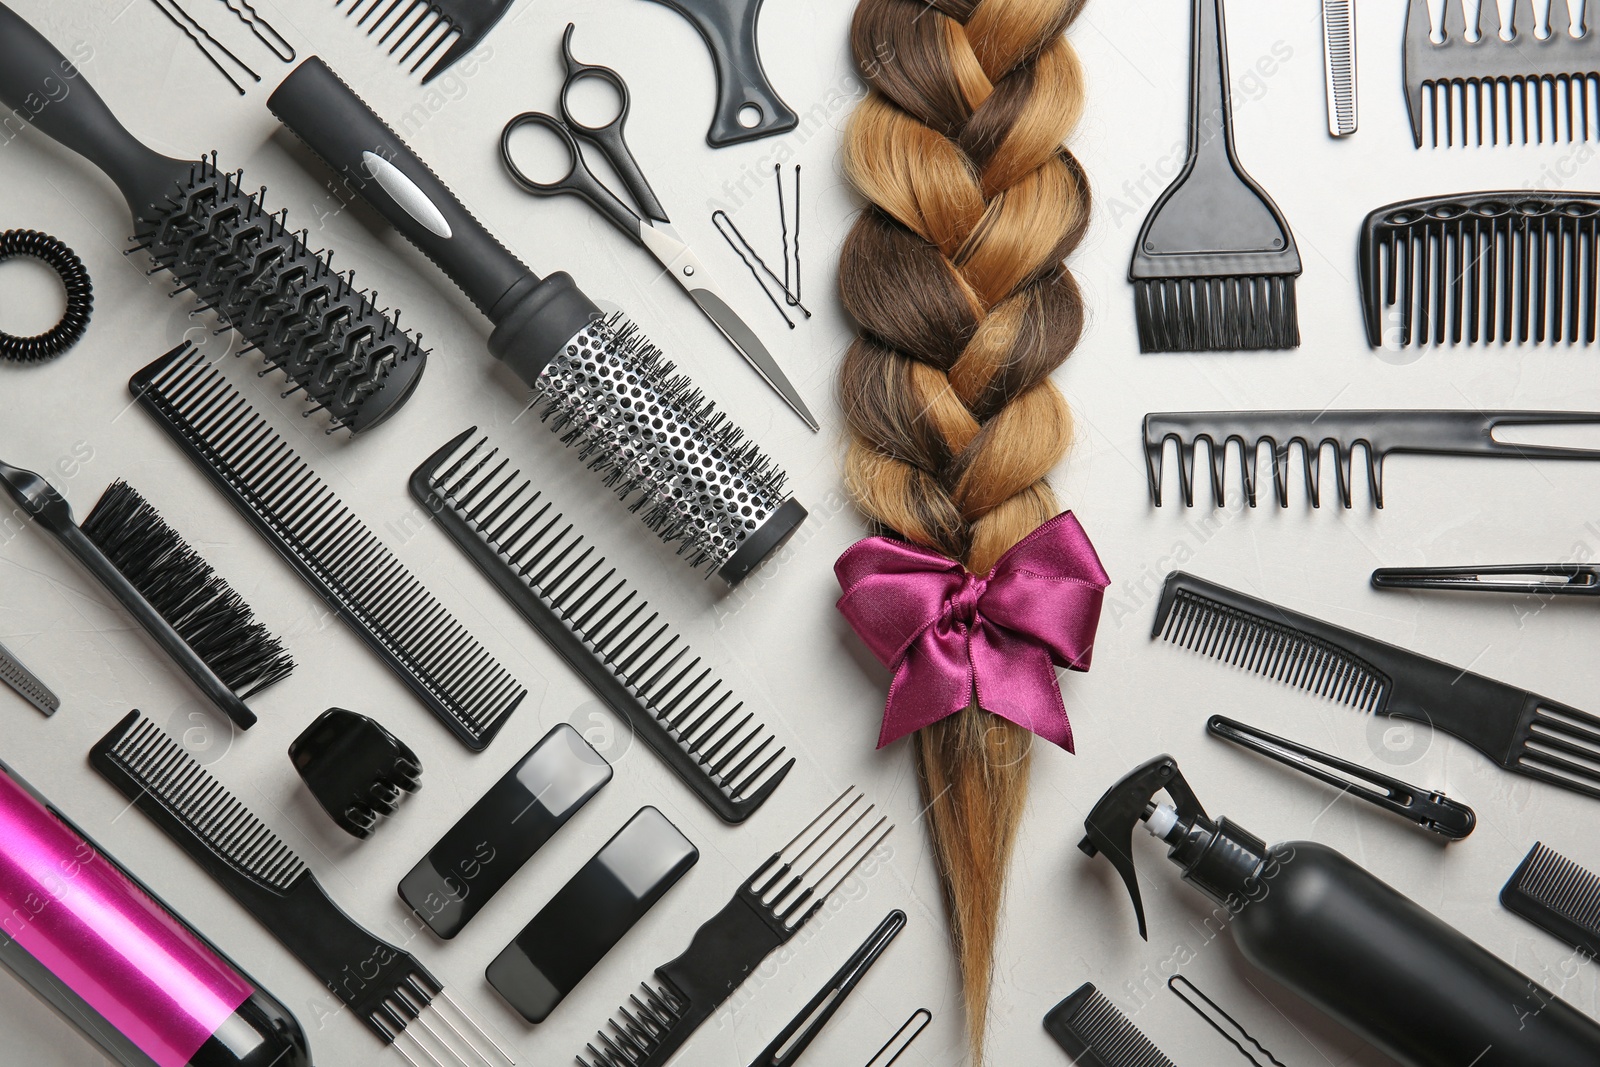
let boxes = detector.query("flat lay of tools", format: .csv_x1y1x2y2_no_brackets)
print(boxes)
4,0,1600,1065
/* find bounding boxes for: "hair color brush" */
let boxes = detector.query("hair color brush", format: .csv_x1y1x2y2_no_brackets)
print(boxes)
0,462,292,729
268,58,806,584
0,3,425,432
1131,0,1301,352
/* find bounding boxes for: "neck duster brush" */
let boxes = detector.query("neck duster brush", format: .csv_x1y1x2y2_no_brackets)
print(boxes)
0,3,425,432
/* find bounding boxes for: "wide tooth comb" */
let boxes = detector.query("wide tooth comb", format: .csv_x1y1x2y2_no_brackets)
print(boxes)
1406,0,1600,148
335,0,514,84
130,345,526,750
1501,842,1600,958
1144,409,1600,508
1044,983,1178,1067
412,429,792,821
576,788,893,1067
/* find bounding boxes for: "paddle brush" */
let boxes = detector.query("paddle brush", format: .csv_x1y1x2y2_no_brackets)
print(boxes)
0,2,425,431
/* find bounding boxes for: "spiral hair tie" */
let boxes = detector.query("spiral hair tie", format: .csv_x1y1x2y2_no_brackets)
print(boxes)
0,229,93,363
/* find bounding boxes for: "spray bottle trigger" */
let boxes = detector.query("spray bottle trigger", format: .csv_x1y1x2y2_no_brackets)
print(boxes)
1080,755,1206,942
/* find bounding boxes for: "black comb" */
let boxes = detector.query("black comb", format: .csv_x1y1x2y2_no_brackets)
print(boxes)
131,344,526,750
1154,571,1600,802
90,712,514,1066
1144,409,1600,508
335,0,513,84
1501,842,1600,959
1360,191,1600,348
1406,0,1600,148
1044,983,1178,1067
411,429,792,822
576,788,892,1067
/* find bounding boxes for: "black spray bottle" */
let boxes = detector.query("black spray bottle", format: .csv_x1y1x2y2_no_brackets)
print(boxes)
1080,756,1600,1067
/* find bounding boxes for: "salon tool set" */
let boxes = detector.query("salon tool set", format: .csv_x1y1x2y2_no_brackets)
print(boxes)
1131,0,1300,353
132,345,526,750
1156,572,1600,801
289,708,422,839
863,1009,931,1067
487,806,698,1024
0,230,91,363
1360,191,1600,348
148,0,259,96
576,787,892,1067
400,724,612,939
500,27,815,430
92,711,514,1067
643,0,797,146
412,429,794,821
0,4,426,431
1405,0,1600,149
334,0,513,84
1082,756,1600,1066
1321,0,1356,137
1206,715,1475,840
0,464,293,729
268,58,808,581
1501,842,1600,960
1144,409,1600,508
1044,983,1176,1067
0,639,57,716
1167,975,1287,1067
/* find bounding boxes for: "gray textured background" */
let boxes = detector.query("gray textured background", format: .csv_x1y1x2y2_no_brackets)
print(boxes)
3,0,1598,1064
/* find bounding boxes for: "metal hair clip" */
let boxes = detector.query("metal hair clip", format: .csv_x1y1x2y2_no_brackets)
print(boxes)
1373,564,1600,597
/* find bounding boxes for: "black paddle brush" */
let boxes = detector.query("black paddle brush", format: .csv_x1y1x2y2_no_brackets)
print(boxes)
0,3,425,431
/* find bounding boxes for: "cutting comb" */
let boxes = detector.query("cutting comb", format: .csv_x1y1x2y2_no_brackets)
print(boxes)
1144,409,1600,508
576,787,892,1067
91,711,515,1067
335,0,513,84
0,639,58,716
1501,841,1600,958
1044,983,1178,1067
1406,0,1600,148
1360,191,1600,348
1154,571,1600,802
411,429,792,822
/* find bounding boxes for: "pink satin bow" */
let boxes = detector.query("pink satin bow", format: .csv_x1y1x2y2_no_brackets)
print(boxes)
834,512,1109,750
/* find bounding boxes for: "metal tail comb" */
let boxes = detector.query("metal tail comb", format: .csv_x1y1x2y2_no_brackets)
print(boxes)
411,429,792,822
335,0,513,83
90,711,515,1067
1501,841,1600,958
1044,983,1177,1067
1360,191,1600,348
1405,0,1600,148
1144,409,1600,508
577,787,892,1067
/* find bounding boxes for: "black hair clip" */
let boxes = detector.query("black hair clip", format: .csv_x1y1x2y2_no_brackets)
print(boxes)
289,709,421,839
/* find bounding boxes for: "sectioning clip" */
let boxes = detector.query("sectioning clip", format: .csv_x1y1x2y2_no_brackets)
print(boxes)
1373,564,1600,597
1206,715,1475,840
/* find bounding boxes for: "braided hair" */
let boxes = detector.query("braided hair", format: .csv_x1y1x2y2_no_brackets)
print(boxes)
838,0,1091,1057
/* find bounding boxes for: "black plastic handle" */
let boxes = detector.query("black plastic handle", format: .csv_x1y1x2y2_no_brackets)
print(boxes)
268,56,537,322
643,0,798,146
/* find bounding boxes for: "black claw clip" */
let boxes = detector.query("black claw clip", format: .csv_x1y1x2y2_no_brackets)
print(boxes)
289,708,422,839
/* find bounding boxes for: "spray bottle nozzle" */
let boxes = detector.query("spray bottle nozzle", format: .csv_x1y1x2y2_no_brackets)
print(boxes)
1078,755,1207,941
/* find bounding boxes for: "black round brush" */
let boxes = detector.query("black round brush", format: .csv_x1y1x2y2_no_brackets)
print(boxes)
0,3,426,432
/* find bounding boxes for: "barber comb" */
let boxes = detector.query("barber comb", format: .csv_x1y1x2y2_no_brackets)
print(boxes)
1406,0,1600,148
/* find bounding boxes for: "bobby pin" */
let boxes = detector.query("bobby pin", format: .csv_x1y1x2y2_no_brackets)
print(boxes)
1167,975,1288,1067
148,0,260,95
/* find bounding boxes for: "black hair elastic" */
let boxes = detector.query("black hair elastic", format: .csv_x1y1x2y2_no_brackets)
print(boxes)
0,230,93,363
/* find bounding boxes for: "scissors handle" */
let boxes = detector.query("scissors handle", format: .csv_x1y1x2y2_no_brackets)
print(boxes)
500,111,645,245
558,23,668,224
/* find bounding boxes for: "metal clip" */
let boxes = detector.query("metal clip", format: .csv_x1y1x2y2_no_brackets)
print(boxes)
1373,564,1600,597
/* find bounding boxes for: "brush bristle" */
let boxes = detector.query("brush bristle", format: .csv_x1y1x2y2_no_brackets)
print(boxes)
79,481,294,699
131,155,426,431
1134,276,1299,353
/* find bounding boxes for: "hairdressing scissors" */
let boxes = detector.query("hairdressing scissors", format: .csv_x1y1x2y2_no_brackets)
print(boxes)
500,24,817,431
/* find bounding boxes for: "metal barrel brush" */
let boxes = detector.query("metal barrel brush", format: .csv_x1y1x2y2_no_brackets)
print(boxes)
0,2,426,432
267,58,807,584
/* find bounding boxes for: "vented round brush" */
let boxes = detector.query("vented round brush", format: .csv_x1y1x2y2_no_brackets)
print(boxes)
0,3,426,432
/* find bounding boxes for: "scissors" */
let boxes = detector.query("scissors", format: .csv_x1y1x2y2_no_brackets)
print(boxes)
500,25,818,432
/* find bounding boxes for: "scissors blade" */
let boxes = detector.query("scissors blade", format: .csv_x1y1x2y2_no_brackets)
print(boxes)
639,224,819,431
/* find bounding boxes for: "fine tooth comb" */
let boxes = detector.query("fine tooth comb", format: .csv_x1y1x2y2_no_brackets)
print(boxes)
1143,409,1600,508
0,639,59,716
336,0,514,84
576,788,892,1067
90,712,515,1067
1131,0,1301,353
1154,571,1600,801
131,344,526,750
411,429,793,822
1359,191,1600,348
1322,0,1357,136
0,464,292,728
1501,841,1600,958
1405,0,1600,148
0,3,425,431
1044,982,1178,1067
